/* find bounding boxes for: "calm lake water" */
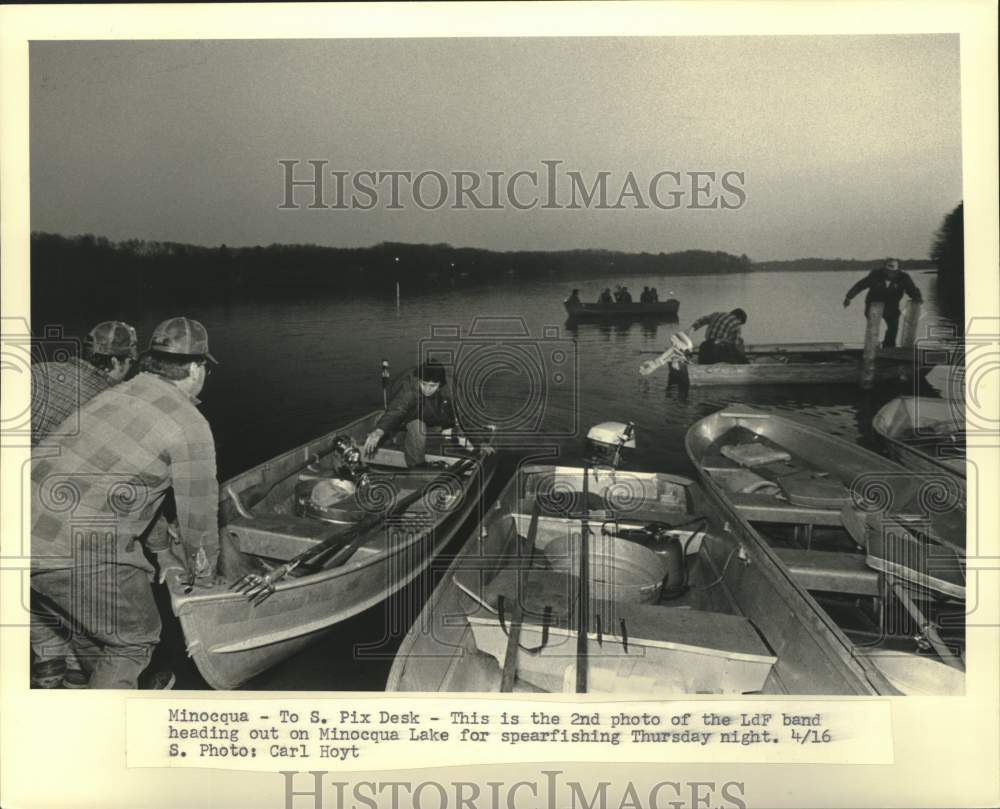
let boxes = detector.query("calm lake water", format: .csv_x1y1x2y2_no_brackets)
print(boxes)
35,267,959,689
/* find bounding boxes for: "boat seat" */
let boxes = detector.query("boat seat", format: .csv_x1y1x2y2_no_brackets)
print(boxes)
224,514,350,561
727,492,842,525
522,496,692,528
460,568,776,694
774,548,880,596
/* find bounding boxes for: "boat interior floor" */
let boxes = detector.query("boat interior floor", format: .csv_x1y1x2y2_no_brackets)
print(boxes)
225,453,477,569
442,491,779,693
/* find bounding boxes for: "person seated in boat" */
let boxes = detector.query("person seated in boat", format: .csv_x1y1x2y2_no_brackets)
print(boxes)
598,288,614,304
649,287,660,302
29,317,254,690
639,286,651,303
362,361,492,467
688,308,749,364
615,286,633,303
843,258,923,348
565,289,581,305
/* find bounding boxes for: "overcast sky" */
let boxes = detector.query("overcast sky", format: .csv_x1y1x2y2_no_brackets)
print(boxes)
30,36,961,260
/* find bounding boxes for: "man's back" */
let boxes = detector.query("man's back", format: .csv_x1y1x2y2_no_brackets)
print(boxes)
31,358,112,446
31,372,218,573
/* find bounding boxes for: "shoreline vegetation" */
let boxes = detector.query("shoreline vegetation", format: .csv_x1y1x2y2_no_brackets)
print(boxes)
30,215,961,319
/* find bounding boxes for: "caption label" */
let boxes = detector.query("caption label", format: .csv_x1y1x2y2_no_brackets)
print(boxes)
127,699,893,771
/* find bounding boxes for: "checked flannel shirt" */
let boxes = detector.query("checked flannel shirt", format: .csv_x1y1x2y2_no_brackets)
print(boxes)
30,372,220,577
31,358,114,446
691,311,744,345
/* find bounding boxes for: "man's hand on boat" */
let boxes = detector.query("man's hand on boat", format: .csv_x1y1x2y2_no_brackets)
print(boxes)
443,427,495,457
362,428,384,459
155,530,261,589
216,531,264,586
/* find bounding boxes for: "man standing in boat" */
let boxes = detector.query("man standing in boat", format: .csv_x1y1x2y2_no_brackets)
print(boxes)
30,317,247,689
363,361,490,467
843,258,923,348
688,308,749,364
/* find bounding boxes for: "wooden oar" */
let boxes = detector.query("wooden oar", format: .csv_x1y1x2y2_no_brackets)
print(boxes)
233,459,475,605
887,579,964,671
577,464,591,693
499,608,523,692
499,497,542,692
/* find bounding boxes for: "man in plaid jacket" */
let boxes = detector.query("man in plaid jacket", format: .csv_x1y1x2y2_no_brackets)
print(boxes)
30,317,224,689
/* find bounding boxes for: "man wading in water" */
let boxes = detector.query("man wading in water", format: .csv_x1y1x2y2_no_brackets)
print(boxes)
843,258,923,348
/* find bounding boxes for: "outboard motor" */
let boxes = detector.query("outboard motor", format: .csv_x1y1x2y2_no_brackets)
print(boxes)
329,435,368,487
584,421,636,469
665,331,694,390
295,435,369,522
602,521,689,599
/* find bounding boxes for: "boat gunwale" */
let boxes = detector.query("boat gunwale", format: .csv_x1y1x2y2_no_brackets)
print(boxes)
685,408,924,694
168,411,495,609
872,396,966,480
388,462,886,694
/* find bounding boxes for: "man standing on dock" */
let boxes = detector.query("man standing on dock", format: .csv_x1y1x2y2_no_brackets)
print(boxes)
688,308,749,364
843,258,923,348
29,317,230,689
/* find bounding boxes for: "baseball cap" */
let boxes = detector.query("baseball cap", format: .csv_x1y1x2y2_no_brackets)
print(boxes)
149,317,218,364
86,321,138,359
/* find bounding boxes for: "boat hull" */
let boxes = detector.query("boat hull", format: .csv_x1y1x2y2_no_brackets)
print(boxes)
873,396,965,480
686,407,966,600
686,358,927,386
167,410,497,689
388,464,893,695
565,299,680,319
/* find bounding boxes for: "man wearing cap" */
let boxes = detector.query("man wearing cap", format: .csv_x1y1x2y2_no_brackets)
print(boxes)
29,320,138,688
30,316,227,689
688,308,749,364
843,258,923,348
362,362,486,467
31,320,138,446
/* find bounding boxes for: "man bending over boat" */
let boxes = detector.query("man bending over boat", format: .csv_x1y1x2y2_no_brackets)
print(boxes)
843,258,923,348
30,317,253,689
688,308,749,364
362,361,492,467
29,320,139,688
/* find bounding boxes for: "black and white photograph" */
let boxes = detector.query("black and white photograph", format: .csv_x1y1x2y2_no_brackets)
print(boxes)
2,3,998,808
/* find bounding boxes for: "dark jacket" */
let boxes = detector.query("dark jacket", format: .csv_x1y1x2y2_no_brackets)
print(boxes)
845,268,923,313
376,368,455,434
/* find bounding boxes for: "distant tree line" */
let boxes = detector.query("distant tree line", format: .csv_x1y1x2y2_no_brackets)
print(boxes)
754,257,934,273
29,231,935,322
930,202,964,323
